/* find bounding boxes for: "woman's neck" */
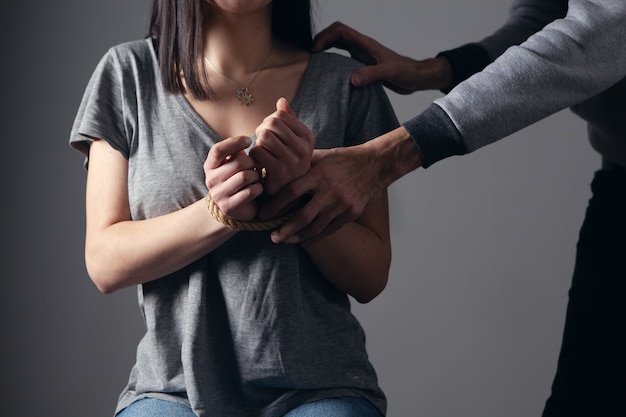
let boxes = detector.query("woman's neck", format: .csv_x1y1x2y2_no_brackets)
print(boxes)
203,7,274,77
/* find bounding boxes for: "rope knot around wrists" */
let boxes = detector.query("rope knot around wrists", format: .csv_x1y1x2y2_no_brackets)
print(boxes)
205,192,293,231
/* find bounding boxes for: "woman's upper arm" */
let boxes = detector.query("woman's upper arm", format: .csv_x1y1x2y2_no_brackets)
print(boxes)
85,139,131,240
355,190,391,249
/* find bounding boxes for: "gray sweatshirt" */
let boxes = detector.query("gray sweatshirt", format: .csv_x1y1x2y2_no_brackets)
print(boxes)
404,0,626,168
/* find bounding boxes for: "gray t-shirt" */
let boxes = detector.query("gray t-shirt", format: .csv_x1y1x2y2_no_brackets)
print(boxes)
70,38,399,417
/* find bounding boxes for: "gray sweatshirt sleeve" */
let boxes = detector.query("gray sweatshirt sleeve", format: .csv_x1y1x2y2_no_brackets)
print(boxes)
478,0,567,60
404,0,626,167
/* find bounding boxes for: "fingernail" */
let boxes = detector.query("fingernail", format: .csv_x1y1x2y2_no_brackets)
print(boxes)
270,233,282,244
353,73,365,86
244,136,253,146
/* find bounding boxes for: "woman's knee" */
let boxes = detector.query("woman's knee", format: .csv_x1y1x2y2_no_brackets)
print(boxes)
283,397,383,417
116,398,196,417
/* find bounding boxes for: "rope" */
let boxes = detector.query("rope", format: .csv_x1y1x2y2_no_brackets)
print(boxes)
205,193,293,231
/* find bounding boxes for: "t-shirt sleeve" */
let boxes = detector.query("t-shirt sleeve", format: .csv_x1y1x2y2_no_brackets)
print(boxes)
69,47,134,162
344,80,399,147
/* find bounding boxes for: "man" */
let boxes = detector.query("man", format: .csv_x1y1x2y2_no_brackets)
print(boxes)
260,0,626,415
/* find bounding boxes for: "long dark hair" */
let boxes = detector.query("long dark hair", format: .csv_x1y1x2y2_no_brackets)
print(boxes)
149,0,313,100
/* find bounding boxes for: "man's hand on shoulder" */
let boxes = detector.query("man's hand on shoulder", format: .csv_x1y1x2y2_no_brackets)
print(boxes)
312,21,455,93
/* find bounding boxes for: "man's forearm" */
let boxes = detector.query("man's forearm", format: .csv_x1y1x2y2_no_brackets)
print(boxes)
363,126,423,188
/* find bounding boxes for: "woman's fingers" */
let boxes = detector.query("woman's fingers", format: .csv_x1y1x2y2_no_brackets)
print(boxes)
204,136,262,221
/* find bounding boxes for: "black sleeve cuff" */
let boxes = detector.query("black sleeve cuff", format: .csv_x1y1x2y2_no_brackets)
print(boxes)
436,43,491,93
402,104,467,168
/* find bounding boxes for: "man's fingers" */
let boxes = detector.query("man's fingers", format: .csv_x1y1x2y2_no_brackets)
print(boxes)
270,201,350,245
270,202,323,244
312,22,372,55
259,174,314,220
311,21,347,52
351,68,373,87
353,57,413,88
267,198,337,245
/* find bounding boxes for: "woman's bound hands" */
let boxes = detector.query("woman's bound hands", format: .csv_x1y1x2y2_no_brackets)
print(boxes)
204,135,263,221
204,98,314,221
250,97,315,196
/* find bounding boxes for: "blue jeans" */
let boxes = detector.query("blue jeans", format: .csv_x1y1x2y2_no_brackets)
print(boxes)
116,397,382,417
116,398,196,417
284,397,382,417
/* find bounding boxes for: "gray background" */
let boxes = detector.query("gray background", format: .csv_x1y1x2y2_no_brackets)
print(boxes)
2,1,597,416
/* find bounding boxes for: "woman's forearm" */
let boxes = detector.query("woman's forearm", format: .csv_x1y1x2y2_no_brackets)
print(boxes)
84,138,253,294
86,198,236,294
301,222,390,303
300,194,391,303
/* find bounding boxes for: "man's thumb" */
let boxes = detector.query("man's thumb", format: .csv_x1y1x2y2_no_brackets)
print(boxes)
351,67,381,87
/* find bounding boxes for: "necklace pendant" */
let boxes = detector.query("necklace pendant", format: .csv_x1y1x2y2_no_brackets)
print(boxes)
236,87,254,107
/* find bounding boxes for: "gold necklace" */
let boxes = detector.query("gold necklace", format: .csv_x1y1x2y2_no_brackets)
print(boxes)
204,44,274,107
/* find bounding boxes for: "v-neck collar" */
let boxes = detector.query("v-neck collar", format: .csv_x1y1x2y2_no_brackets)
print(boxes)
172,52,320,143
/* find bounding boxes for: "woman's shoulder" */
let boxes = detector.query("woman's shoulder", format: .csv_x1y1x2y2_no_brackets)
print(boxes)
100,38,157,69
311,51,363,73
107,38,154,54
302,51,364,91
89,38,160,90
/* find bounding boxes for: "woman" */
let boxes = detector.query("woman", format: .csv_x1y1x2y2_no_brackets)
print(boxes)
70,0,399,416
